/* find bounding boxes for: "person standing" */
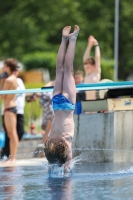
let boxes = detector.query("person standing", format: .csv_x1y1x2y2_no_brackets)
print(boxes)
39,81,54,143
1,68,25,159
74,70,84,115
0,58,18,162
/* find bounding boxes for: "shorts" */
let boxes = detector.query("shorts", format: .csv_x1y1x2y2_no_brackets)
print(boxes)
52,94,75,111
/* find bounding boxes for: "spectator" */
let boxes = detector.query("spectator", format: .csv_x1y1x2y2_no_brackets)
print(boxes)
1,67,26,160
39,81,54,143
0,58,18,163
33,81,54,158
83,35,101,100
74,70,84,114
83,35,101,83
74,70,84,85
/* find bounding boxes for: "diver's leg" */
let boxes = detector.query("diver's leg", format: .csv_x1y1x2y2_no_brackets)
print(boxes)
1,115,10,158
53,26,71,96
63,25,80,104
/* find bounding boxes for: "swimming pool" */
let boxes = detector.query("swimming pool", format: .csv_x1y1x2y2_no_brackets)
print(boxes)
0,159,133,200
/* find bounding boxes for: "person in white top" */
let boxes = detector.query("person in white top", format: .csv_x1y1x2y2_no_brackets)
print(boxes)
1,70,25,159
83,35,101,100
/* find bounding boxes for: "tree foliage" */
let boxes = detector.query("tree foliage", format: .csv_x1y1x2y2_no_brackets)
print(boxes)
0,0,133,80
22,51,56,78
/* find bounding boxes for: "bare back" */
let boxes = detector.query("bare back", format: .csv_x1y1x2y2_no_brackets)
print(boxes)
49,110,74,141
3,75,18,108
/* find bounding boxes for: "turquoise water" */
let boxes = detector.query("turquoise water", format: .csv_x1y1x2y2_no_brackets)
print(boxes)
1,160,133,200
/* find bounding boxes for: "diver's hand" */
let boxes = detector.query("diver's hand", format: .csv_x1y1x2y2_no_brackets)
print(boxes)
64,166,71,174
64,159,72,175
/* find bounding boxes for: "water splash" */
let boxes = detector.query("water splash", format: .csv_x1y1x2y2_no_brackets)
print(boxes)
72,167,133,180
70,153,85,168
48,164,65,178
1,147,133,178
47,153,91,178
73,147,133,153
47,155,84,178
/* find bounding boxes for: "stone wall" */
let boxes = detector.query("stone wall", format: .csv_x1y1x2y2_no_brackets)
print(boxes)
72,111,133,162
2,111,133,162
17,138,42,159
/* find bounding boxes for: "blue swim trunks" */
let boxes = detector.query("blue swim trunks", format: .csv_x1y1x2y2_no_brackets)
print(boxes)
52,94,75,111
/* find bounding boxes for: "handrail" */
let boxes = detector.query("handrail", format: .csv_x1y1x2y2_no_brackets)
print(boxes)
0,81,133,95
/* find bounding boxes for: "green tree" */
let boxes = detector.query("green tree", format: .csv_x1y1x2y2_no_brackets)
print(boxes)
22,51,56,78
119,0,133,79
0,0,133,80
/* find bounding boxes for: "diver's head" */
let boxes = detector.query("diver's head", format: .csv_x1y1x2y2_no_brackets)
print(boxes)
44,139,68,166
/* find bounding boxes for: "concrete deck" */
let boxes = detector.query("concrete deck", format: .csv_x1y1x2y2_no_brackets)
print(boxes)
0,158,47,167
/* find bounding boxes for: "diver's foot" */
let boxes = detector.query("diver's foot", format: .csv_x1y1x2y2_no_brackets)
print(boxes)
69,25,80,40
62,26,71,39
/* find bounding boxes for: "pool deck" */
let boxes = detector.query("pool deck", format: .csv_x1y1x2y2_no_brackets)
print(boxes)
0,158,47,167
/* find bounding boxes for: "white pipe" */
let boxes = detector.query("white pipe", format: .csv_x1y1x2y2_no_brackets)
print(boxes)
114,0,119,81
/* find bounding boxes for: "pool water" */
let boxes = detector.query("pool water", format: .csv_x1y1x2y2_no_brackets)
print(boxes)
1,160,133,200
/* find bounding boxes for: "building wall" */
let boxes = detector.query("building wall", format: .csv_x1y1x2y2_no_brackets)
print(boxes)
19,70,44,83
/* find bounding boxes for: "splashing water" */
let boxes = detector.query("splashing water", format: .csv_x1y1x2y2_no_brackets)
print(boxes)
1,147,133,178
46,153,87,178
48,164,65,178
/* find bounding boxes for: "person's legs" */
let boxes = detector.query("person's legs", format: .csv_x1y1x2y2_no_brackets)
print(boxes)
53,26,71,96
17,114,24,141
1,136,10,158
1,115,10,158
63,25,80,104
4,112,18,161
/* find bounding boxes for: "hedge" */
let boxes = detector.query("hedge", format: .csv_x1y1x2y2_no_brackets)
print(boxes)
22,51,57,79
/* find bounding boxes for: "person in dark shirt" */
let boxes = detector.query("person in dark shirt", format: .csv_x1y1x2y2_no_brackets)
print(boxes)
74,70,84,114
